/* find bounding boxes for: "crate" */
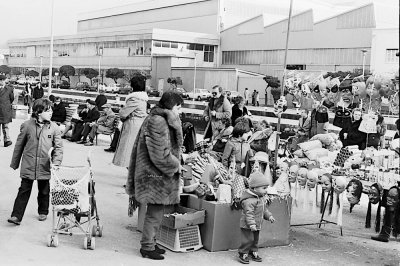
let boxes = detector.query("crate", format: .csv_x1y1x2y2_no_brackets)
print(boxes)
161,206,205,229
157,225,202,252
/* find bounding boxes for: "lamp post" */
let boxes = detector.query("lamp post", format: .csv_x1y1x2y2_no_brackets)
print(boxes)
48,0,55,96
361,49,367,76
193,52,197,97
55,72,59,88
39,56,43,83
98,54,102,91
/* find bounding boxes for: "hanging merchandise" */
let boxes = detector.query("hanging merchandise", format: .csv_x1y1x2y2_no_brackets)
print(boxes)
365,183,383,232
346,179,363,213
358,111,378,134
332,176,347,226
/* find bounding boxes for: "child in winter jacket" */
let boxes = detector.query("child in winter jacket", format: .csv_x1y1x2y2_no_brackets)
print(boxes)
8,98,63,225
238,171,275,264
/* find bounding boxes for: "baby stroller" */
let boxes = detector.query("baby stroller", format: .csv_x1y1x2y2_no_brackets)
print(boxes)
46,149,102,249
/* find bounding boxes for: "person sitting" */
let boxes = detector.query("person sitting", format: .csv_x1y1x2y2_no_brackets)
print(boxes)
248,120,273,153
222,121,252,175
51,97,67,125
73,101,101,144
61,99,90,139
339,108,367,150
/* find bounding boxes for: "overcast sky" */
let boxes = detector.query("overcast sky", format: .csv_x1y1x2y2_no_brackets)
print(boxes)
0,0,393,49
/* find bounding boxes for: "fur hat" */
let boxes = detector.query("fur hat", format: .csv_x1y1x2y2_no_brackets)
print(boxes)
249,171,270,188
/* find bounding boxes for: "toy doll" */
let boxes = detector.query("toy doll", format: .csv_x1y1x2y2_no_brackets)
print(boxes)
366,183,383,231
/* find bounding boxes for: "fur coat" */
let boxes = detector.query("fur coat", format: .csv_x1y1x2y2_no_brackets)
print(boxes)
113,91,148,167
125,106,183,205
203,95,232,140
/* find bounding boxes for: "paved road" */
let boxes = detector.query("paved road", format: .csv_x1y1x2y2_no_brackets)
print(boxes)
1,118,399,266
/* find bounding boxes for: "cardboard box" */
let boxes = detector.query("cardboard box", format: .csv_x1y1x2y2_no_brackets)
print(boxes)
182,194,291,252
161,206,205,229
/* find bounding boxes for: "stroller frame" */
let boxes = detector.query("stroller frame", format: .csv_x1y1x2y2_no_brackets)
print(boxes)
47,150,103,249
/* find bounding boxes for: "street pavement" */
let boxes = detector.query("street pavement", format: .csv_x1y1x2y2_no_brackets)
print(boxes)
0,117,399,266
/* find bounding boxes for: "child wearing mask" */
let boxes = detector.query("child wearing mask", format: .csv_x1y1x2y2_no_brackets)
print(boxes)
238,171,275,264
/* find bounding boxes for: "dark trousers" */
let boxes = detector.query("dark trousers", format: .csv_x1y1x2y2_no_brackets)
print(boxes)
11,178,50,221
238,228,259,254
81,122,92,141
110,128,120,149
141,204,174,251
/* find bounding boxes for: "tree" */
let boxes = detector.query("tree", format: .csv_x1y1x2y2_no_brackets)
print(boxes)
0,65,11,75
263,75,281,102
26,70,39,77
42,68,58,76
59,65,76,82
106,68,124,83
82,68,99,85
11,68,21,76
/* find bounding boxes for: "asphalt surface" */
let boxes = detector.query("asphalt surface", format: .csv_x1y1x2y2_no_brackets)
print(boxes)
1,117,399,266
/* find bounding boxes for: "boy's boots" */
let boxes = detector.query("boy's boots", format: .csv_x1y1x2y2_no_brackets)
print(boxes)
371,211,393,243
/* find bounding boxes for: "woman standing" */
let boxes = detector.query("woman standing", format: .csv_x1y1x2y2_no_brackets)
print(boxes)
339,108,367,150
113,76,148,167
125,92,184,260
231,96,250,127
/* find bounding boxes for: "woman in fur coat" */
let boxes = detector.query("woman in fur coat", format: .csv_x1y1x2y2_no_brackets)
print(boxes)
125,92,185,260
112,79,148,167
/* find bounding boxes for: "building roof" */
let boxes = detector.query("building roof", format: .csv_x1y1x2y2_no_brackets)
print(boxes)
77,0,211,21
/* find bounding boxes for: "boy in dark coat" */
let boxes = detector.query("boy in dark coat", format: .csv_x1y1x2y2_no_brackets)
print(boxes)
8,98,63,225
238,171,275,264
0,75,14,147
51,97,67,124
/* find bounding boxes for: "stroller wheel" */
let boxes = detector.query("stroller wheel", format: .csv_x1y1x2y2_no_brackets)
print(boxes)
83,236,88,250
91,225,97,237
91,225,103,237
47,234,59,247
89,237,96,250
98,225,103,237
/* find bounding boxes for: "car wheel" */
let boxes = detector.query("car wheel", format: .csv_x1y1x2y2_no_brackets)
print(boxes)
197,96,201,101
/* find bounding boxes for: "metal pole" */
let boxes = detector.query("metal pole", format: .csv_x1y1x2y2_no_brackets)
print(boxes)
361,49,367,76
39,56,43,82
194,53,197,95
274,0,294,179
48,0,55,96
98,55,101,91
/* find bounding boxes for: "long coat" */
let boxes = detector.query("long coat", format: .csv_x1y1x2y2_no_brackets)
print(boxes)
0,85,14,124
125,106,183,205
10,119,63,180
113,91,148,167
203,95,232,140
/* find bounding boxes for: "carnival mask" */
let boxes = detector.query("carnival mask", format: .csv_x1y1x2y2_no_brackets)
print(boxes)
306,170,318,189
320,174,332,191
346,179,363,212
333,176,347,194
386,187,400,209
274,96,287,115
297,168,308,187
368,183,383,204
288,165,299,183
280,161,289,173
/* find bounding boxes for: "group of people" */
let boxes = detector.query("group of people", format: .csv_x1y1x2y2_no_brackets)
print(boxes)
243,88,260,106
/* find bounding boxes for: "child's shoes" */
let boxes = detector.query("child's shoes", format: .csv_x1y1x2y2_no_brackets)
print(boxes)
238,253,250,264
249,251,263,262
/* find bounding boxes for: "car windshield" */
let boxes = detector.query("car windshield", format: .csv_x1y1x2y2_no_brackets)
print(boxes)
199,89,208,93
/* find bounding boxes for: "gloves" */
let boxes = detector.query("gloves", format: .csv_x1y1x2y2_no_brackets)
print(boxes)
128,196,139,217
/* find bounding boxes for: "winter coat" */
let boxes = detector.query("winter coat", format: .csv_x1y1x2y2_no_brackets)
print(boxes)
339,119,367,150
10,119,63,180
240,189,272,230
51,102,67,123
203,95,232,140
32,86,44,100
95,94,107,111
113,92,148,167
96,109,116,134
82,106,100,123
222,137,251,171
125,106,183,205
0,85,14,124
231,104,249,127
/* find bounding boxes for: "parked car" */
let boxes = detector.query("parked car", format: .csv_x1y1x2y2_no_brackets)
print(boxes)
75,81,97,92
104,83,121,93
175,87,189,99
41,80,56,88
118,84,132,94
187,88,212,101
58,80,70,89
146,86,160,97
225,90,240,103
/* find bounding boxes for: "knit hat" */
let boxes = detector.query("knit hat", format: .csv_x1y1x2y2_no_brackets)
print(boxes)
249,171,270,188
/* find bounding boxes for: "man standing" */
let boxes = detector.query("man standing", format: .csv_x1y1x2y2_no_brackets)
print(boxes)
0,75,14,147
95,89,107,111
203,85,232,142
32,83,44,101
244,88,250,105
